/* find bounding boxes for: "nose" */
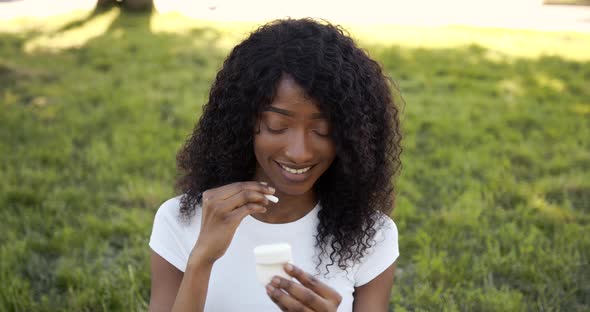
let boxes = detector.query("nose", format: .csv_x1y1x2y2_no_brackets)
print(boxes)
284,129,314,164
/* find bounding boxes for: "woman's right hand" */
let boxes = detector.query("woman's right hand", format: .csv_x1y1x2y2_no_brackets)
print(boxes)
189,181,275,266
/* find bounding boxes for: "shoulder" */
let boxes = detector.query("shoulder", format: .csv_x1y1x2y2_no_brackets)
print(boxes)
151,195,189,239
154,195,184,221
373,213,398,243
149,194,198,272
353,212,400,287
364,212,399,258
152,195,201,244
152,194,202,231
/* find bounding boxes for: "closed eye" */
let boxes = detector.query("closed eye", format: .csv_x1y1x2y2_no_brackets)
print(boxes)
266,125,287,134
312,130,330,137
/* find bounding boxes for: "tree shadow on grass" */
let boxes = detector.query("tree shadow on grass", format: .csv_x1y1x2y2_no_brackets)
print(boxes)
2,18,590,310
51,5,113,34
0,9,226,311
51,0,154,34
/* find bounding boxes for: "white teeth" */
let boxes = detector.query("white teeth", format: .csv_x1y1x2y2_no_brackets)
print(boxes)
279,164,311,174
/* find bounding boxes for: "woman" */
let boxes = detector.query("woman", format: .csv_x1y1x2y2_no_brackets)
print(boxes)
149,18,402,312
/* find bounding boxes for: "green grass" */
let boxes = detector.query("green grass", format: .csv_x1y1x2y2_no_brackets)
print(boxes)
1,9,589,311
544,0,590,5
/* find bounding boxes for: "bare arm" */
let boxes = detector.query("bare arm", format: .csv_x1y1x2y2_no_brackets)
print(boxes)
149,251,183,312
149,181,274,311
171,251,214,312
149,249,214,312
352,262,396,312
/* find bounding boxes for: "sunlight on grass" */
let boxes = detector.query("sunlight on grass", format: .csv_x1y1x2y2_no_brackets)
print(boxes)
150,13,261,51
571,103,590,115
347,24,590,61
534,73,566,92
1,8,589,311
497,78,525,104
530,194,576,222
23,9,120,53
3,9,590,60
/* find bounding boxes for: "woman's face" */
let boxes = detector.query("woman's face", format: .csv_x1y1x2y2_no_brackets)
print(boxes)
253,75,336,196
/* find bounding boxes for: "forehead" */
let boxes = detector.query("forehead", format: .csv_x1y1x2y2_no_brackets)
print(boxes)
268,75,323,117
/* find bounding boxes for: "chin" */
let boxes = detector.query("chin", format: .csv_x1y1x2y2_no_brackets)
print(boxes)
280,186,312,196
273,181,315,196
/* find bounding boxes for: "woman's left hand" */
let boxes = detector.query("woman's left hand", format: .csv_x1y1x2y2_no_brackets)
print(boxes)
266,263,342,312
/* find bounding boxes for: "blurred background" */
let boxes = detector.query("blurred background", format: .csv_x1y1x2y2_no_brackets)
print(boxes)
1,0,589,311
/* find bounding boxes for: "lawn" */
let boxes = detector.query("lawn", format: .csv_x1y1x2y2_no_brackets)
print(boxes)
1,9,589,311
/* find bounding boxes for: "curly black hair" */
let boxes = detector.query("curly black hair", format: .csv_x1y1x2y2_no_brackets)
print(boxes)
175,18,402,274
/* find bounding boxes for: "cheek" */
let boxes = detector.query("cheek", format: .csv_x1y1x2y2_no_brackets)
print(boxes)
253,133,278,160
317,140,337,166
253,135,263,159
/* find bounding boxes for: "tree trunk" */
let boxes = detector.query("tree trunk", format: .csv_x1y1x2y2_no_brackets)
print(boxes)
96,0,154,12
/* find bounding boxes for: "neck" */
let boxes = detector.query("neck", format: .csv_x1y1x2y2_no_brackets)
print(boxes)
255,190,318,224
251,172,317,224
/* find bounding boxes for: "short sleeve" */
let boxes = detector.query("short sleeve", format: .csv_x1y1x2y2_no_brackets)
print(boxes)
353,216,399,286
149,196,190,272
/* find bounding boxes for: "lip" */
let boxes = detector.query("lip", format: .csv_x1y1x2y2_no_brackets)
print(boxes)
274,161,315,183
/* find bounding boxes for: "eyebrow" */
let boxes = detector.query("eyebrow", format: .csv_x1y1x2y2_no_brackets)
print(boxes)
264,106,325,119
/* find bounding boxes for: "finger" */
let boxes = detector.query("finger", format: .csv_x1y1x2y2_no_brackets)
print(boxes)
229,203,267,222
202,181,274,204
266,284,314,312
221,189,271,214
203,181,274,203
284,264,342,304
271,276,327,311
220,181,275,200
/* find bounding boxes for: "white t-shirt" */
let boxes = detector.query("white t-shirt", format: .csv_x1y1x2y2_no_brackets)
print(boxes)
149,195,399,312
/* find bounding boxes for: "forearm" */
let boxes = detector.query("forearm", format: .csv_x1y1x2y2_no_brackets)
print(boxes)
171,258,213,312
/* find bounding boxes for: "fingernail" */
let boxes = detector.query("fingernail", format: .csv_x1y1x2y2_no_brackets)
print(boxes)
272,277,280,286
268,187,275,194
266,284,274,292
285,263,293,272
260,181,268,185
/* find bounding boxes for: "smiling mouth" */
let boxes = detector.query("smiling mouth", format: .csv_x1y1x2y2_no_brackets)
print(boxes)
275,161,314,174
